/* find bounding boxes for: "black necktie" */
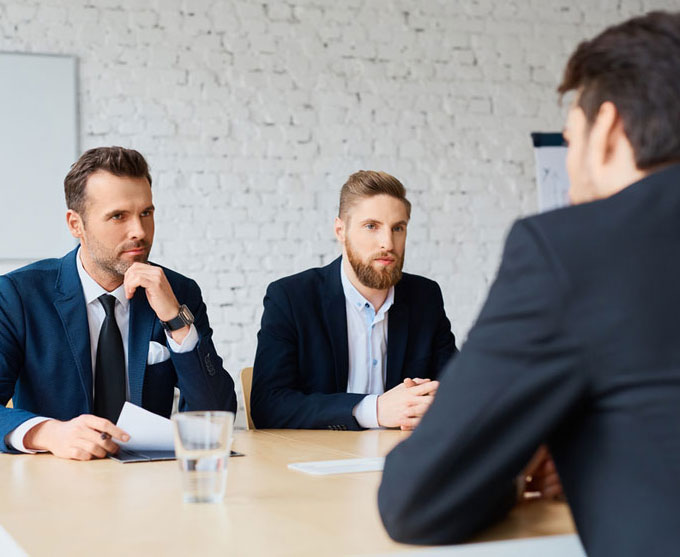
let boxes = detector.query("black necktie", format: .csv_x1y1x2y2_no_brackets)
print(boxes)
94,294,126,423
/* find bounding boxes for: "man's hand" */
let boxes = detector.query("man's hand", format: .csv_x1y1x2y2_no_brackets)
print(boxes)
23,415,130,461
124,263,189,343
377,378,439,430
521,445,563,500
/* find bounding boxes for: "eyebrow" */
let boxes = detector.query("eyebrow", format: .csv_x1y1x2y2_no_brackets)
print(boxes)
103,205,155,219
359,218,409,227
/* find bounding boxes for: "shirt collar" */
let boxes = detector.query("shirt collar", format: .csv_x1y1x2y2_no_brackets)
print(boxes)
340,257,394,318
76,247,129,309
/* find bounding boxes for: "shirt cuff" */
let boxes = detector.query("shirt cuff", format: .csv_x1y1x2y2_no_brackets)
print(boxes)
165,323,199,353
6,416,51,453
352,395,380,429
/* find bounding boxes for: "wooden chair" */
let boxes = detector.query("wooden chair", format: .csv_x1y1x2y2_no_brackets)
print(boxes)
240,367,255,430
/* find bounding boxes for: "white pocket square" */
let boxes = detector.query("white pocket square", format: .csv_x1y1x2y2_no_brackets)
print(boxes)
147,341,171,365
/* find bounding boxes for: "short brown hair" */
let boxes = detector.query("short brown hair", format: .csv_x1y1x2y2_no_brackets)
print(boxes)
64,146,152,215
558,11,680,169
339,171,411,220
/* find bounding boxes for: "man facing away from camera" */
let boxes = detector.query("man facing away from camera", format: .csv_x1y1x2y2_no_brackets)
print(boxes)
378,11,680,556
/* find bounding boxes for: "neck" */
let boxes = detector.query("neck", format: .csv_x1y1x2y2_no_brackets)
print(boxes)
79,247,123,292
342,256,389,312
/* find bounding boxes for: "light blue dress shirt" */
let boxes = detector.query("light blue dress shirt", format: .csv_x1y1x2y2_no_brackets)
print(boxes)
341,259,394,428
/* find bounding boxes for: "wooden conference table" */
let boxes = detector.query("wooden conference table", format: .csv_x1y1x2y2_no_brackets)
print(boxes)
0,429,575,556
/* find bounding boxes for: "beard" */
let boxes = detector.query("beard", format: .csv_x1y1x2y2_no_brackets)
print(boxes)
84,234,150,279
346,237,404,290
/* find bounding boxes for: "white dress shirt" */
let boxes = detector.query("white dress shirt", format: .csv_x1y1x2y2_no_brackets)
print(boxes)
341,259,394,429
6,248,198,452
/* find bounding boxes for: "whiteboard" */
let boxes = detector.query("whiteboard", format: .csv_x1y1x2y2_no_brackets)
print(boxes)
531,132,569,212
0,52,79,260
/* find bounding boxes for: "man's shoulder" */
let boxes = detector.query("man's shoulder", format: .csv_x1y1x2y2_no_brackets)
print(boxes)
267,259,339,298
2,256,64,291
398,271,442,295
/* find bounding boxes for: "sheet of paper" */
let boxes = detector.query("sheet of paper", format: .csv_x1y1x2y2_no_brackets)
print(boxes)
116,402,174,451
288,457,385,475
376,534,585,556
0,524,28,557
534,145,570,212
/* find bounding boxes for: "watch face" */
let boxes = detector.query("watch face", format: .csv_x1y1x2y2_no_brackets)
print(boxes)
179,304,194,323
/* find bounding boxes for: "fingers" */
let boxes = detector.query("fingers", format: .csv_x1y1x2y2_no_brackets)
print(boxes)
524,445,549,477
398,417,421,430
403,377,431,387
124,264,179,320
81,415,130,442
123,263,159,299
405,397,435,418
410,380,439,396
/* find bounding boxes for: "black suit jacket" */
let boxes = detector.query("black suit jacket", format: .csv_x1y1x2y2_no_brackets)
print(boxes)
379,164,680,556
251,257,457,429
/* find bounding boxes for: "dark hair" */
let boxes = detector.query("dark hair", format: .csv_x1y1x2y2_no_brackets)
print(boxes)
558,11,680,169
64,146,152,215
339,170,412,220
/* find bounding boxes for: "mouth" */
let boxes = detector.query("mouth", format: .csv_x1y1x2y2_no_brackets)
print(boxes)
121,246,147,257
373,257,395,266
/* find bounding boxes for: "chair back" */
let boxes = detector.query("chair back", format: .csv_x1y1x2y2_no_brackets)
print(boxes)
240,367,255,430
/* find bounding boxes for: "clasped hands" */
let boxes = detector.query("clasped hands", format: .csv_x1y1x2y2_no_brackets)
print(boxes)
377,377,440,430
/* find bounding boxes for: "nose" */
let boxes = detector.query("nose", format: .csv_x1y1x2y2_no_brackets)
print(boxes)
380,229,394,252
128,216,146,241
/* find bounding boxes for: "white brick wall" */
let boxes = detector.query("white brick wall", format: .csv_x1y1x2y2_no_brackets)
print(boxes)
1,0,678,422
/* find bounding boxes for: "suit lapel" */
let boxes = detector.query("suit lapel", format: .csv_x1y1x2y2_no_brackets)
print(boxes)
386,283,409,389
127,289,156,407
322,258,350,392
53,248,93,410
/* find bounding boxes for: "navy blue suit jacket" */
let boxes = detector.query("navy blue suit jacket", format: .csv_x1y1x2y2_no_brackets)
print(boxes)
251,257,457,430
0,248,236,452
378,164,680,556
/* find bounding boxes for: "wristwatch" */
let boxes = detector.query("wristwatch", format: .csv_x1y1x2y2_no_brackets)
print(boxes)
160,304,194,332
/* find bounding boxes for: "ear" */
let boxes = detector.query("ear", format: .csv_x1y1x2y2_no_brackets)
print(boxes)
334,216,346,244
66,209,85,239
589,101,620,166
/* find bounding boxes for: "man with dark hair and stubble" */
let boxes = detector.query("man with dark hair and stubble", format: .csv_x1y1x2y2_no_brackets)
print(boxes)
251,171,457,430
378,11,680,556
0,147,236,459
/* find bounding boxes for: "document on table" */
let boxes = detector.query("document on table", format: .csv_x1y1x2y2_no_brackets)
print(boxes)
288,457,385,475
0,524,28,557
375,534,585,556
111,402,244,463
117,402,174,451
112,402,175,462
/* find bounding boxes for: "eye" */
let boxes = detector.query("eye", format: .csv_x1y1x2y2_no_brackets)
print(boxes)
365,223,376,230
141,210,153,217
393,225,405,232
111,213,123,221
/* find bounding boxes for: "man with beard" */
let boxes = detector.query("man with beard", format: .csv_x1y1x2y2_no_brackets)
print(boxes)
0,147,236,459
251,170,457,430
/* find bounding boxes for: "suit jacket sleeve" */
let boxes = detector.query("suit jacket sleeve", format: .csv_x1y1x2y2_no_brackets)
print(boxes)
378,220,587,544
169,278,237,414
430,282,458,378
251,282,365,430
0,276,41,453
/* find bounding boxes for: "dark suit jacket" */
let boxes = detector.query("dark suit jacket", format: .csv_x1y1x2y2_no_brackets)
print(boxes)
378,164,680,556
251,257,457,430
0,248,236,452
